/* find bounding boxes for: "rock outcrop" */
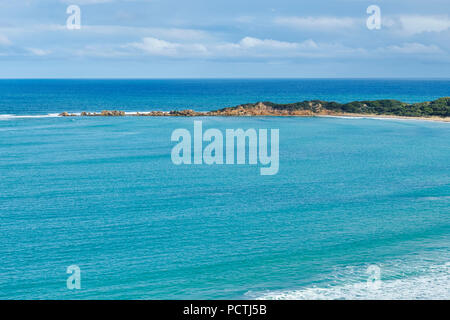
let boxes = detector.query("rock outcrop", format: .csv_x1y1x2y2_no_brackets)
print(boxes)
57,97,450,119
59,112,77,117
168,109,203,116
100,110,126,116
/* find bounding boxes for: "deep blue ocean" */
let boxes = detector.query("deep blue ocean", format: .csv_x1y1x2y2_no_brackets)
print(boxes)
0,80,449,299
1,79,450,115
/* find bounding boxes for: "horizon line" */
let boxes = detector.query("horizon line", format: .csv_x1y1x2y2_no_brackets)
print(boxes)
0,77,450,80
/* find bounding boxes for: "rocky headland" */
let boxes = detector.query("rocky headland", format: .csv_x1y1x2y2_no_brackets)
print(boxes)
59,97,450,121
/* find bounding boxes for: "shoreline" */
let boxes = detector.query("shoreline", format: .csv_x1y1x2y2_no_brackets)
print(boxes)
56,111,450,123
58,98,450,122
3,113,450,123
317,113,450,123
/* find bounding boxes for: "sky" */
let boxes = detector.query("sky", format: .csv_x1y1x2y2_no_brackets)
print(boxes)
0,0,449,78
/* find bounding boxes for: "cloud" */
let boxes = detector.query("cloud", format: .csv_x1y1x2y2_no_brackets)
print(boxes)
127,37,179,56
114,36,447,61
125,37,208,57
0,24,212,42
398,15,450,35
380,43,443,54
274,16,359,30
274,14,450,37
0,34,11,46
238,37,300,49
26,48,52,56
79,25,211,41
0,45,52,57
122,36,364,59
217,37,365,58
74,44,129,57
383,15,450,36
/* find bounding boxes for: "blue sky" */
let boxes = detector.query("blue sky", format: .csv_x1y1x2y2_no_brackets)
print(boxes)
0,0,449,78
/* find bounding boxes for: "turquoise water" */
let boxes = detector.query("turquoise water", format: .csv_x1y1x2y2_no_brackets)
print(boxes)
0,115,449,299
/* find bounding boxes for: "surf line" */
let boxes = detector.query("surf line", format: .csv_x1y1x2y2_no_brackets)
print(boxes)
171,121,279,175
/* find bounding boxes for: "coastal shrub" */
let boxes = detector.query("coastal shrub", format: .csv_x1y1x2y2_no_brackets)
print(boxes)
226,97,450,117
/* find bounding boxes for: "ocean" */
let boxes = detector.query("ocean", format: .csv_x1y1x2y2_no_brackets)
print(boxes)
1,79,450,116
0,79,449,299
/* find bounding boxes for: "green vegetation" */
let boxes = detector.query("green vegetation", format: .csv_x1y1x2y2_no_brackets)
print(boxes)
245,97,450,117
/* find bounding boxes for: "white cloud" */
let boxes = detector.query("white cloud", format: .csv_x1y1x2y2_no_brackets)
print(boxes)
239,37,300,49
0,34,11,46
274,14,450,37
274,16,358,30
0,25,211,42
398,15,450,35
382,15,450,36
122,37,328,58
127,37,180,56
125,37,208,57
26,48,52,56
80,26,211,41
381,43,443,54
106,35,359,59
75,44,129,57
83,35,370,60
217,37,363,58
123,36,445,60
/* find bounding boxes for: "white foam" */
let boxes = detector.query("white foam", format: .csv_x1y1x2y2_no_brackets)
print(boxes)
420,196,450,201
252,264,450,300
0,111,170,120
319,115,449,123
124,111,171,115
0,113,60,120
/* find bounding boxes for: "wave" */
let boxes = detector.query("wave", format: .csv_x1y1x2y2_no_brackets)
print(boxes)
419,196,450,201
0,111,159,119
250,263,450,300
320,115,448,123
0,112,448,124
0,113,61,120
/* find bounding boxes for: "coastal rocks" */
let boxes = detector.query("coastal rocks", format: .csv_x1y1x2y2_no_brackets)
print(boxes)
132,110,207,116
100,110,126,116
58,103,325,118
59,112,77,117
309,101,323,113
60,109,205,117
209,102,275,116
56,106,347,118
135,111,167,116
208,102,317,116
168,109,203,116
60,110,126,116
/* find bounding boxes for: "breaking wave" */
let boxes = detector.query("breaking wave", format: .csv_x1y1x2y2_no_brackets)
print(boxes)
251,263,450,300
0,113,61,120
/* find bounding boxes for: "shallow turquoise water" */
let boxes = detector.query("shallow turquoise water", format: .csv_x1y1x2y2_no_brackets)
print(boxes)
0,116,449,299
